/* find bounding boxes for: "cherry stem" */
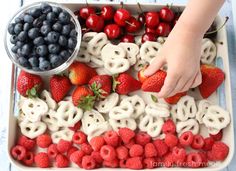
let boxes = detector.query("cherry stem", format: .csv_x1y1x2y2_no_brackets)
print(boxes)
125,21,135,27
167,3,173,9
205,16,229,35
137,2,144,14
85,0,88,6
120,1,124,9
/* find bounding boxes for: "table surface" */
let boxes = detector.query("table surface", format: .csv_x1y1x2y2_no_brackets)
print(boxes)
0,0,235,171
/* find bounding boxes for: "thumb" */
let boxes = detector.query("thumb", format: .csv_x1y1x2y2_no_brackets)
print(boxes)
144,56,165,76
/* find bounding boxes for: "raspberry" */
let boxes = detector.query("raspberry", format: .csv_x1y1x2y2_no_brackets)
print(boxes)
36,134,52,148
186,152,202,168
103,130,119,147
118,128,135,144
210,130,223,141
67,146,78,158
70,150,85,165
198,151,208,167
116,146,128,160
163,153,174,168
164,133,178,148
202,137,214,151
162,119,176,134
56,154,69,168
153,139,168,157
17,135,35,150
129,144,144,157
22,151,34,166
124,139,135,149
144,143,157,158
73,131,87,145
119,159,127,168
179,131,194,147
143,158,156,169
82,155,96,169
34,152,50,168
11,145,26,161
69,121,81,131
100,145,116,161
103,159,119,168
90,136,105,151
211,141,229,161
172,146,186,165
47,144,59,159
126,157,143,169
81,143,93,155
57,139,72,153
91,151,103,164
135,132,151,146
191,134,205,149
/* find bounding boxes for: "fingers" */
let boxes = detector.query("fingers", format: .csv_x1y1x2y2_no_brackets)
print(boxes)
144,57,165,77
167,77,189,97
191,71,202,88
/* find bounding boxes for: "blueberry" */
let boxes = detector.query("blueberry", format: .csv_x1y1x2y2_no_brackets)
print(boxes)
17,31,28,41
39,13,47,21
28,28,39,39
39,57,46,62
17,48,23,56
33,36,44,45
8,23,15,35
21,44,31,56
58,35,67,46
18,57,30,67
14,16,23,23
69,21,75,29
32,67,41,71
48,44,60,54
50,55,63,68
58,11,70,24
28,57,39,67
24,14,34,23
14,23,23,34
47,31,59,43
16,41,24,48
33,18,43,28
10,35,18,44
46,12,57,22
40,24,51,35
23,23,32,31
52,22,62,32
60,50,70,60
61,24,71,35
29,8,42,17
70,29,77,38
36,45,48,56
41,3,52,14
52,6,62,14
43,20,51,25
11,45,18,53
68,37,77,49
39,60,51,70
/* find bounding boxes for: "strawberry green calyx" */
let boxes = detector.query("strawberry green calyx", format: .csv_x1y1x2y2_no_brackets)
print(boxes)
112,74,120,92
90,82,107,99
78,95,96,111
26,85,40,98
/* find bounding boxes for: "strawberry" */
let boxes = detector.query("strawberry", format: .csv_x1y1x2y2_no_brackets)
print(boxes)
141,70,167,92
113,73,141,95
49,75,72,102
164,92,187,104
137,66,148,83
68,61,97,85
89,75,112,98
17,71,43,97
199,64,225,98
72,86,95,111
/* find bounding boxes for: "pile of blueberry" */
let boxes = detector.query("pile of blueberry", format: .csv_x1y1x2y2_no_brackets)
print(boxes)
7,3,78,71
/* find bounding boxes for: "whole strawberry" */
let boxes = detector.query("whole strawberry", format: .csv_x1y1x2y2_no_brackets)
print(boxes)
113,73,141,95
50,75,72,102
89,75,112,98
17,71,43,97
72,86,96,111
164,92,187,104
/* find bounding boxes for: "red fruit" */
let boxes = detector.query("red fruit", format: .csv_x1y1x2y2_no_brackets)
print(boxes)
104,24,121,40
101,5,114,20
138,13,145,24
118,128,135,144
145,12,160,28
211,142,229,161
36,134,52,148
163,153,174,168
100,145,116,161
57,139,72,154
56,154,69,168
114,73,141,95
70,150,85,165
135,132,151,146
120,34,135,43
103,159,119,168
47,144,59,159
145,27,156,34
90,136,105,151
141,33,157,43
116,146,128,160
129,144,144,157
119,159,127,168
11,145,26,161
79,6,96,19
82,155,96,169
17,71,43,97
124,139,135,149
49,75,72,102
141,70,167,92
103,130,119,147
162,119,176,134
22,151,34,166
202,137,215,151
81,143,93,155
143,158,156,169
72,86,95,111
91,151,103,164
199,65,225,98
210,130,223,141
137,66,148,83
153,139,168,157
114,8,131,26
156,22,171,36
69,61,97,85
69,121,81,131
172,147,186,164
191,134,205,149
34,152,50,168
198,151,208,167
67,146,78,158
179,131,194,147
144,143,157,158
164,134,178,148
17,135,35,150
159,7,175,22
86,14,104,32
125,16,142,33
126,157,143,169
73,131,87,145
186,152,202,168
164,92,187,104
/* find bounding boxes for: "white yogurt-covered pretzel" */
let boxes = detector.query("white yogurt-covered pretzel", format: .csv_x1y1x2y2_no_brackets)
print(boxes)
101,43,126,61
176,119,199,135
104,57,130,74
134,55,148,71
40,90,57,110
170,105,178,123
95,93,119,113
89,55,104,68
18,111,26,124
87,32,108,56
207,127,221,135
196,100,212,124
109,102,134,120
140,41,162,63
145,103,170,118
109,118,137,131
42,109,60,132
177,96,197,121
157,37,167,44
86,122,110,141
201,38,217,64
76,41,91,63
51,128,74,144
118,43,139,65
56,101,83,127
135,35,142,47
20,120,47,139
82,32,97,42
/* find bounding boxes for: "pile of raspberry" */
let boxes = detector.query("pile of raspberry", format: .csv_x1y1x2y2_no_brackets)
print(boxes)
11,119,229,169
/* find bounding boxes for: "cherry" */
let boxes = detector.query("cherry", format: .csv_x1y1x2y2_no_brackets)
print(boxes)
114,8,131,27
125,16,141,33
145,27,156,34
104,24,121,39
142,33,157,43
159,7,175,22
101,5,114,21
138,13,145,25
79,6,96,20
145,12,160,28
121,34,135,43
156,22,171,36
86,14,104,32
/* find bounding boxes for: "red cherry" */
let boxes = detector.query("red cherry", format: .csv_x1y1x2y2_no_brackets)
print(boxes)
86,14,104,32
159,7,175,22
101,5,114,20
121,34,135,43
79,6,96,19
138,13,145,24
142,33,157,43
104,24,121,39
156,22,171,36
145,27,156,34
114,8,131,27
145,12,160,28
125,16,142,33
